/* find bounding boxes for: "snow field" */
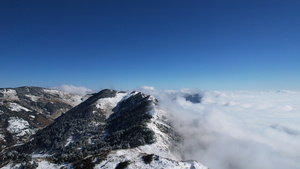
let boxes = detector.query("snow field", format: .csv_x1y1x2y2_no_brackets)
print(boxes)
8,102,31,112
7,117,35,137
0,89,19,101
95,92,128,118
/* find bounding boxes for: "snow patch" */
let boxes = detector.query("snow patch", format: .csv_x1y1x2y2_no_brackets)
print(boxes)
120,91,139,101
26,94,41,102
148,95,157,103
1,161,69,169
32,153,52,158
36,161,64,169
0,133,5,140
0,163,21,169
8,102,31,112
7,117,35,137
0,89,19,101
29,115,36,119
65,136,74,147
95,92,128,118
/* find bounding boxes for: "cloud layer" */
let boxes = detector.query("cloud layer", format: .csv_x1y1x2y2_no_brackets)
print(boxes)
138,87,300,169
50,84,93,96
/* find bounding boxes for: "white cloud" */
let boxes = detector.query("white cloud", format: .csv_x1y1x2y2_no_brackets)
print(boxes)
50,84,93,96
138,88,300,169
140,86,156,90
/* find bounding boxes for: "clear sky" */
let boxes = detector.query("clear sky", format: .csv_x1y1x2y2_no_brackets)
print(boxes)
1,0,299,91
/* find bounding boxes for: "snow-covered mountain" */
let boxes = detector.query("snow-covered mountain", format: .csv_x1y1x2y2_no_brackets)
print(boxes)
0,88,207,169
0,86,87,150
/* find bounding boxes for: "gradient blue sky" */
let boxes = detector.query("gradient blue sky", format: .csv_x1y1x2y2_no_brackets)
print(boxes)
1,0,299,91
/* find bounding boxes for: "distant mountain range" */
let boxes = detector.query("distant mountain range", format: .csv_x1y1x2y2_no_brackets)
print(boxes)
0,86,207,169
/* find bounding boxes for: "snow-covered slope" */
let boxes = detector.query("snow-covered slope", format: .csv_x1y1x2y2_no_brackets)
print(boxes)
96,149,207,169
0,89,207,169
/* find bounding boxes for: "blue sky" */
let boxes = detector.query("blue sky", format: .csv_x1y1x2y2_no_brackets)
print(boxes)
1,0,299,91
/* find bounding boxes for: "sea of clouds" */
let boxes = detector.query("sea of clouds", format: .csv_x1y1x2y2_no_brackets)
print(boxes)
138,87,300,169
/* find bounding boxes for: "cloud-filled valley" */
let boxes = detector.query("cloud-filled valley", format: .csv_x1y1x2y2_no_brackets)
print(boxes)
138,87,300,169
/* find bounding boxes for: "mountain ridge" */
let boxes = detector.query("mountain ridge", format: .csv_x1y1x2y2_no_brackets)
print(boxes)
0,87,208,169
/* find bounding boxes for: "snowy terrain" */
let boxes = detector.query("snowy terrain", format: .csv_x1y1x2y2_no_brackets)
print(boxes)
96,149,207,169
95,92,128,118
7,117,36,137
0,87,85,107
1,89,208,169
0,89,19,101
8,103,31,112
0,86,87,151
43,89,85,106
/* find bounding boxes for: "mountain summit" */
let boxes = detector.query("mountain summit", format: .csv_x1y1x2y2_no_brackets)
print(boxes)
0,88,207,169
